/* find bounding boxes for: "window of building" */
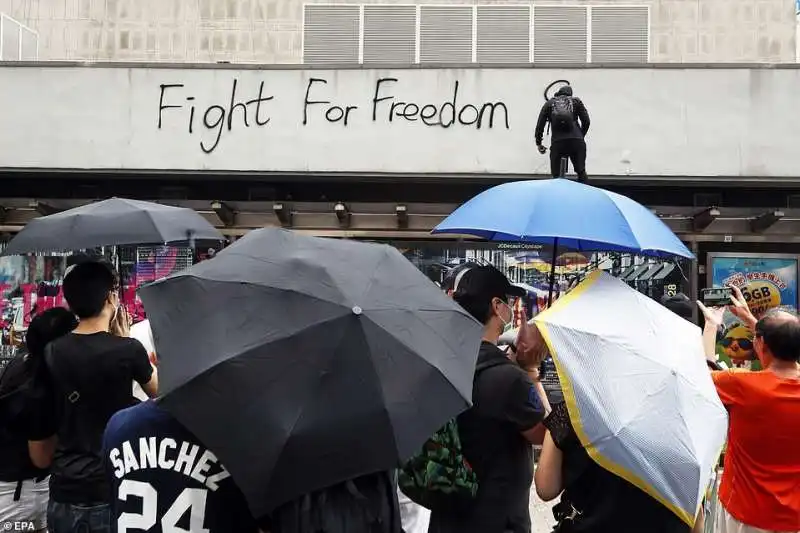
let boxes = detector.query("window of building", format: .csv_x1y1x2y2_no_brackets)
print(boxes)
533,5,588,63
302,4,360,64
301,4,650,65
419,6,473,64
363,5,417,64
590,5,649,62
476,5,531,63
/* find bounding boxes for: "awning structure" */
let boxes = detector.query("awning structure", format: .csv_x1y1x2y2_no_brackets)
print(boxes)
0,199,799,243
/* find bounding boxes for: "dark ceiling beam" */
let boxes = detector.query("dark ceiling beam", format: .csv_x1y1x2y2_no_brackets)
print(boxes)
28,200,60,216
210,200,236,226
750,210,784,233
272,203,292,227
691,207,720,232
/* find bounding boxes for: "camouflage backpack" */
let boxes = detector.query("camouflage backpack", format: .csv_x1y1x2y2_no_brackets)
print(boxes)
398,358,507,510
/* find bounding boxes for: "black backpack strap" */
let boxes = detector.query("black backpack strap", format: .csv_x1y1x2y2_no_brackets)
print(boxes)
45,343,81,405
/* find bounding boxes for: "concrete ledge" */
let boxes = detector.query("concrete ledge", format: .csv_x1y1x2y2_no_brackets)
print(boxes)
1,61,799,70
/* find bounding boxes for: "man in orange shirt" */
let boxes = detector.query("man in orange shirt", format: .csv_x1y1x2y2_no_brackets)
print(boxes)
698,289,800,533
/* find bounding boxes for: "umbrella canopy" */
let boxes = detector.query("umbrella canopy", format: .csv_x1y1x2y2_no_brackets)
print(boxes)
533,271,727,526
432,179,694,259
2,197,223,255
138,228,483,517
556,252,589,267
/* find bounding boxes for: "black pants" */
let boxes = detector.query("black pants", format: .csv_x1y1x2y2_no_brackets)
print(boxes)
550,138,587,182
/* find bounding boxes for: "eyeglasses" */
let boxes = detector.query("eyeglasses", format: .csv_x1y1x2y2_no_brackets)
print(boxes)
719,337,753,350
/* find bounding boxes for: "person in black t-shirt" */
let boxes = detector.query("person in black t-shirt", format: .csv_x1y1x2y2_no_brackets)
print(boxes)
32,261,159,533
535,402,695,533
103,400,264,533
0,308,77,532
428,266,550,533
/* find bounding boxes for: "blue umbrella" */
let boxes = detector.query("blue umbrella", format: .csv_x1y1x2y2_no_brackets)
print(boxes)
432,179,693,303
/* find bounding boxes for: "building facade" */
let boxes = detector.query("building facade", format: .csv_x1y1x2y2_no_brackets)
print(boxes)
1,1,800,321
0,0,795,64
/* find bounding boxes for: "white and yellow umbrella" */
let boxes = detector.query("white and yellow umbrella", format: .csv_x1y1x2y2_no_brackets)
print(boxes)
534,271,727,527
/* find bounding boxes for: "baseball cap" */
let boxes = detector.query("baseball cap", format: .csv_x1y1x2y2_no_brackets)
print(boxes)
456,265,526,302
440,262,480,293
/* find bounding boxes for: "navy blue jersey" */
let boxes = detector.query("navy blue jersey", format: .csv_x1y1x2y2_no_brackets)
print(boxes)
103,401,259,533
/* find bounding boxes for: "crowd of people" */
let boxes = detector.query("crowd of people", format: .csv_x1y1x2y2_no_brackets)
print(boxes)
0,253,798,533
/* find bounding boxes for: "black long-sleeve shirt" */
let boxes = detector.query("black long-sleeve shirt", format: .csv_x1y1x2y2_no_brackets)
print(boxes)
535,97,591,146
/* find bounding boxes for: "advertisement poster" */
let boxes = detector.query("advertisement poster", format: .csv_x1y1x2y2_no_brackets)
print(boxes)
709,255,798,366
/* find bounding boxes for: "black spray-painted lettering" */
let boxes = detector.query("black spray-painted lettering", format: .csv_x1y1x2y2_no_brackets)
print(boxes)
157,79,275,154
372,78,509,130
159,76,512,154
302,78,358,126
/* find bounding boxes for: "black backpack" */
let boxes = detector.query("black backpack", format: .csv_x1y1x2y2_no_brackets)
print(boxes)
397,358,508,511
0,352,45,428
550,96,575,133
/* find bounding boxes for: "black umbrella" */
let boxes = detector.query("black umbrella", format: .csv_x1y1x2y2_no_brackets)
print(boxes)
2,197,223,256
138,228,482,517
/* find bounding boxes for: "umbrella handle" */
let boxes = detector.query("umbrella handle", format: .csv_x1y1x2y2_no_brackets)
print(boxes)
547,238,559,307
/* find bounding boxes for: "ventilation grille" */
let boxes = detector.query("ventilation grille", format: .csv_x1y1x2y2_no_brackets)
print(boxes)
533,6,587,63
476,6,530,63
363,5,416,64
301,4,650,65
303,5,360,64
591,6,648,62
419,6,473,64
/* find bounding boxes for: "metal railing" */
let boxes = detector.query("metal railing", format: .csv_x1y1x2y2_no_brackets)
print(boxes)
0,13,38,61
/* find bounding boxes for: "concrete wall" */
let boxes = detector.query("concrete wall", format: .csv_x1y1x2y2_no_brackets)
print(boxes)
1,64,798,178
0,0,795,64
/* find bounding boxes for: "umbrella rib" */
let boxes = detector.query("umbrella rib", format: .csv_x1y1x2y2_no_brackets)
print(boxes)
159,304,350,394
356,319,401,461
364,308,474,373
560,329,684,375
261,318,378,498
185,256,352,309
356,247,394,307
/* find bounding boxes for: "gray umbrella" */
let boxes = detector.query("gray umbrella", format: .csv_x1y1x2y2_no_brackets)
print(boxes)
138,228,482,517
1,197,223,256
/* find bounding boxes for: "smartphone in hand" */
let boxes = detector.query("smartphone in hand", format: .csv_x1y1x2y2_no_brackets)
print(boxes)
701,287,733,308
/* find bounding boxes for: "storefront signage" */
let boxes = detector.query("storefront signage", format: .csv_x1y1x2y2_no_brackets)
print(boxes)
0,65,798,176
708,254,799,365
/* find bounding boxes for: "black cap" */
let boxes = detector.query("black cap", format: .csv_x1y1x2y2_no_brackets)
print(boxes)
441,262,480,293
555,85,573,97
456,265,526,301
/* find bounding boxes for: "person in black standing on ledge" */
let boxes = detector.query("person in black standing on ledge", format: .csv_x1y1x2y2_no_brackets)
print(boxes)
535,85,591,183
